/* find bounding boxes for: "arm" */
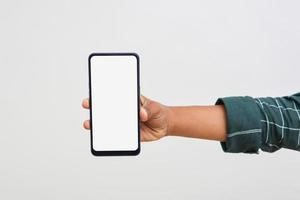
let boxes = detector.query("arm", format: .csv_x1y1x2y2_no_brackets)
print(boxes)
139,93,300,153
82,92,300,153
168,105,227,142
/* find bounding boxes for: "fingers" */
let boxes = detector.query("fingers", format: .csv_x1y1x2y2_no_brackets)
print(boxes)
82,98,90,130
83,95,150,133
82,98,90,109
83,120,90,130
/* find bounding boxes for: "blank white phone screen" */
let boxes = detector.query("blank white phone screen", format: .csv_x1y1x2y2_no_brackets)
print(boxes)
90,55,139,151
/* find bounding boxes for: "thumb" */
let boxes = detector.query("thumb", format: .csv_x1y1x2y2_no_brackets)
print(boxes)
140,95,152,122
140,107,148,122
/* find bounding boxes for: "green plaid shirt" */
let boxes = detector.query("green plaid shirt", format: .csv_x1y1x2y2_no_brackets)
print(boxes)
216,92,300,153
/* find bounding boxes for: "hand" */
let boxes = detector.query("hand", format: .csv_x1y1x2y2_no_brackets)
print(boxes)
82,95,172,142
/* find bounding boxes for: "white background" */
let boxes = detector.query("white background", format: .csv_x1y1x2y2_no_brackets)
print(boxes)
90,55,138,151
0,0,299,199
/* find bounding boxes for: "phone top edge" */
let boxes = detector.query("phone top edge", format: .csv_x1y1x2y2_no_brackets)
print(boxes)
88,52,139,61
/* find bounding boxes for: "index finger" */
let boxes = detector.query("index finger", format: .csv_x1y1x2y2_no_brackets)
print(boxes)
82,98,90,109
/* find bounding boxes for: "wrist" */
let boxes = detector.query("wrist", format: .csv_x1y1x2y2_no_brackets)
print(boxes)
166,106,176,136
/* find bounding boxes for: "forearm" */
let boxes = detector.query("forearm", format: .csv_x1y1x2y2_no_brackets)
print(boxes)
167,105,227,142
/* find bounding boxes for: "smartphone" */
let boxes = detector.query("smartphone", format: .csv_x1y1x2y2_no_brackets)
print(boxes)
88,53,140,156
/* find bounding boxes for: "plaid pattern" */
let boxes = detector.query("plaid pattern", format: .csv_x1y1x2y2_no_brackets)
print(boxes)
216,92,300,153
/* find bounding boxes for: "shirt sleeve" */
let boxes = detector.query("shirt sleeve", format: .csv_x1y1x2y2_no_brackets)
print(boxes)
216,92,300,153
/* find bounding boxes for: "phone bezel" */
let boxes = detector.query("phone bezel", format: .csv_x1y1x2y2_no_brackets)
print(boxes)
88,53,141,156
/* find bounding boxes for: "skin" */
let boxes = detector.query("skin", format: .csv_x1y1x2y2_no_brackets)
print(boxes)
82,96,227,142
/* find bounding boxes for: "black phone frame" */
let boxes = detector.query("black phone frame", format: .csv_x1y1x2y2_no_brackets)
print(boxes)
88,53,140,156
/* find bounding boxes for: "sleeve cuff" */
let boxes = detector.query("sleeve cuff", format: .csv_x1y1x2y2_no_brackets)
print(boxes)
216,96,263,153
